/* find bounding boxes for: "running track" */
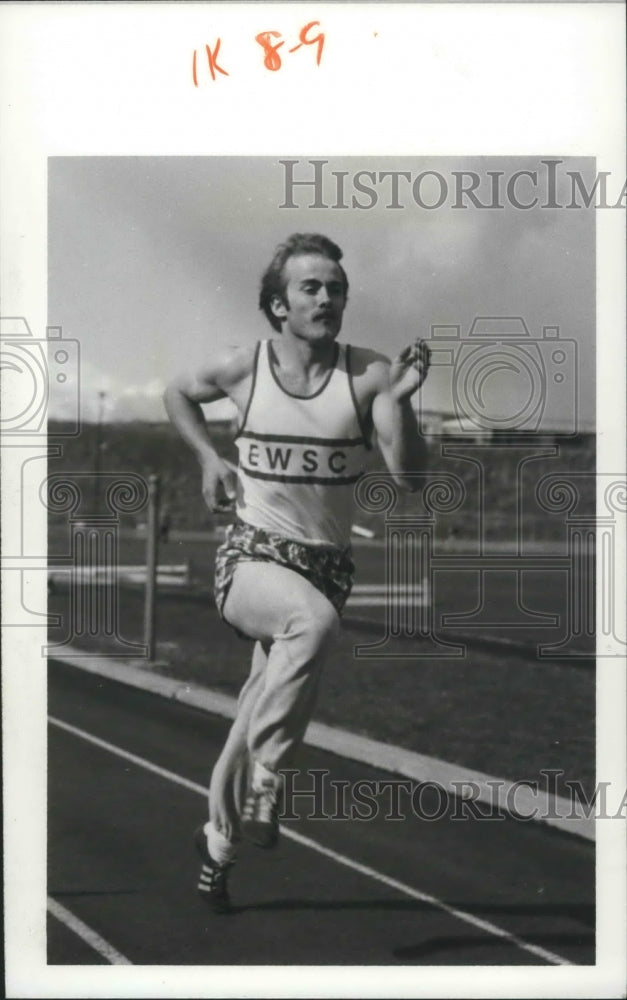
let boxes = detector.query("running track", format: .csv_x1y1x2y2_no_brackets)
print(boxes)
47,658,594,967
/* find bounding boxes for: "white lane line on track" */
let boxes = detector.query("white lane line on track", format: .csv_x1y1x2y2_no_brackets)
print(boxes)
49,714,572,967
47,897,132,965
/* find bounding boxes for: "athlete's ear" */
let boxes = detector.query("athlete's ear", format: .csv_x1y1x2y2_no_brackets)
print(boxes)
270,294,288,322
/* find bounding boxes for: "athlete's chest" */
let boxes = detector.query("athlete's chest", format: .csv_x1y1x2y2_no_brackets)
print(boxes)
248,378,360,434
249,344,359,424
237,342,370,480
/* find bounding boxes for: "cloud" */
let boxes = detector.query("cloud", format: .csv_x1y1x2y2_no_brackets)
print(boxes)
49,356,238,424
48,156,595,428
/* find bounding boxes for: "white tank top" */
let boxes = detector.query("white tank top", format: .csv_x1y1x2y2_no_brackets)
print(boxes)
235,339,371,547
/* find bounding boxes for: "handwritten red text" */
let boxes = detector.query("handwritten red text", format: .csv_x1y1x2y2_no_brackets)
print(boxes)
192,21,325,85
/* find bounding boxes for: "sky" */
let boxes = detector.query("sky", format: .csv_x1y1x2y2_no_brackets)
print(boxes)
48,156,595,429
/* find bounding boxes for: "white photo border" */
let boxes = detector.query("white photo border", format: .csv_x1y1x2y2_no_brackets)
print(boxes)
1,3,625,997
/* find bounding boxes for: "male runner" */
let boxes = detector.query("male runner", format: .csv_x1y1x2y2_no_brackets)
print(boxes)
164,233,430,912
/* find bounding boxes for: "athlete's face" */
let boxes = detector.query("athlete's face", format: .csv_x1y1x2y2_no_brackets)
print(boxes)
271,254,347,342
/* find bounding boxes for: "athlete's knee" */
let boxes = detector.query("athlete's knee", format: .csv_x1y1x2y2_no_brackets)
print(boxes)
280,593,339,650
310,601,339,648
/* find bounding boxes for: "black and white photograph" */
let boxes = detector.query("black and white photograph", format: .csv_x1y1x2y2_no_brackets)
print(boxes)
1,5,625,999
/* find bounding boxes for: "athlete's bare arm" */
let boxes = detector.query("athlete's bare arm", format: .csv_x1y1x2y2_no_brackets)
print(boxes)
163,345,256,511
352,341,430,492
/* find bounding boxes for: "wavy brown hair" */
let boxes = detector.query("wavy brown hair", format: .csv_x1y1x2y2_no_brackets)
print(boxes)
259,233,349,332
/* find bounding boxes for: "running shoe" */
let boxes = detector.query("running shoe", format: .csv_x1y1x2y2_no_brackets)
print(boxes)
241,781,282,849
193,826,234,914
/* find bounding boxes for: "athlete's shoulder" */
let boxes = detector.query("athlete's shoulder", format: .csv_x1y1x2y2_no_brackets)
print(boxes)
168,342,259,401
347,344,391,366
189,342,261,394
211,342,259,385
346,344,391,389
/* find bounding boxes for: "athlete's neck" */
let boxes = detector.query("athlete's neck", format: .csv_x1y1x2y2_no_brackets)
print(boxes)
272,333,338,376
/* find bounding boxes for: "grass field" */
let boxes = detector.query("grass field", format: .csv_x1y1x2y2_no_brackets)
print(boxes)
50,526,595,657
47,534,595,798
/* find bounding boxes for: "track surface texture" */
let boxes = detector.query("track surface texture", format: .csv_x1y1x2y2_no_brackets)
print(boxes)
48,659,594,967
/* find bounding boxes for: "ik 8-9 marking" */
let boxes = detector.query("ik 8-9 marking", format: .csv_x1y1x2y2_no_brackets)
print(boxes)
192,21,325,85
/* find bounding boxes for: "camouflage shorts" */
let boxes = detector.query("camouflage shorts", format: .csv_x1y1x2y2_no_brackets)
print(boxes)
214,519,355,621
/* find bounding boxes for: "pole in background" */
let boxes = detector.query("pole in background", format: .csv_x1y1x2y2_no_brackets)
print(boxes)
143,473,160,661
93,390,107,513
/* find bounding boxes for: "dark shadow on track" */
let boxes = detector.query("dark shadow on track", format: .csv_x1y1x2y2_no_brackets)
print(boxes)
235,898,594,928
195,898,593,964
392,933,594,963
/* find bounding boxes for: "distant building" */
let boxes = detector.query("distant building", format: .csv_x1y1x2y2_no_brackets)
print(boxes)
414,409,594,446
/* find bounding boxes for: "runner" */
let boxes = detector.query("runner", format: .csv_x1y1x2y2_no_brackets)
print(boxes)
164,233,430,911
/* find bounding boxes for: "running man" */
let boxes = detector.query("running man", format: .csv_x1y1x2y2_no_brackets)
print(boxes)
164,233,430,912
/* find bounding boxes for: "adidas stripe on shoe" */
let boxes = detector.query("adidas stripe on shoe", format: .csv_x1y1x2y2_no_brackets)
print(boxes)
241,783,281,849
193,826,234,914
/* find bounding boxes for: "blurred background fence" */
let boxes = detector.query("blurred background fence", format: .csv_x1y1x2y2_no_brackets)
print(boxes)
48,419,595,545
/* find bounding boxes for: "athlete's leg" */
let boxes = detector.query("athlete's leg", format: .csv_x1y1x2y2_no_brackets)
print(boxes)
208,639,268,845
207,560,338,853
222,560,339,771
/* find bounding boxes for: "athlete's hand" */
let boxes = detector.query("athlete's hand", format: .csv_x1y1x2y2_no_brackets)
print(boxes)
389,338,431,400
200,456,237,513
